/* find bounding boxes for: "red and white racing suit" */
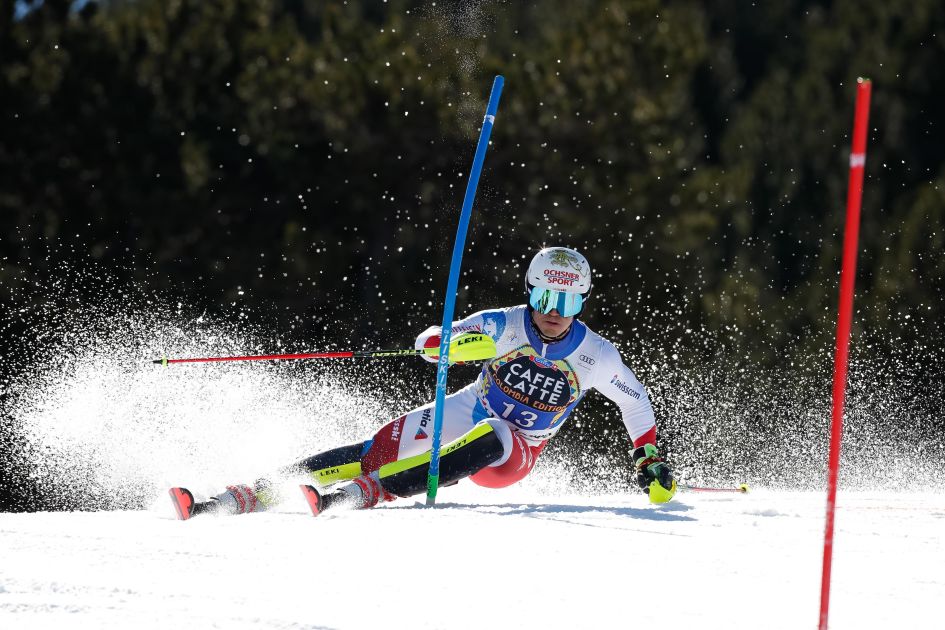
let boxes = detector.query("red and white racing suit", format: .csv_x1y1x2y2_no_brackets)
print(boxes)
360,305,657,488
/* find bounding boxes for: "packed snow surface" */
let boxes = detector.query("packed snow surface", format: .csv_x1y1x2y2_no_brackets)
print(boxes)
1,487,942,629
4,283,944,629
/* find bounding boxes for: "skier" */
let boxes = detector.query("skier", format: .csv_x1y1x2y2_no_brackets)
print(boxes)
169,246,676,520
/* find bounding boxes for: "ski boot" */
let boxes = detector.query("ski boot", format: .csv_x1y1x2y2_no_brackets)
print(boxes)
168,484,264,520
300,474,394,517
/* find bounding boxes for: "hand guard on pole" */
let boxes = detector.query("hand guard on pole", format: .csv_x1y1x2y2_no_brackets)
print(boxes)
416,331,494,365
418,333,443,364
632,444,677,504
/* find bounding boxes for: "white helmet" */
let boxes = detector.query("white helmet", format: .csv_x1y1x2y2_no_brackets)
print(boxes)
525,247,592,316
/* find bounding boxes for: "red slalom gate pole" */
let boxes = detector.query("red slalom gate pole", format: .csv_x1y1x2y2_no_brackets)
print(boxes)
819,77,872,630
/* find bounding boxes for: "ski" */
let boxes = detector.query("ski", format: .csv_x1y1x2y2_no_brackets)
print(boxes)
299,485,324,517
169,487,196,520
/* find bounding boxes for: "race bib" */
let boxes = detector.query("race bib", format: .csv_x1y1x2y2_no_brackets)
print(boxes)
481,346,581,431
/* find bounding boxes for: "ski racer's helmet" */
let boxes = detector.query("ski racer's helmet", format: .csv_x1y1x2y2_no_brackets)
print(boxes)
525,247,592,317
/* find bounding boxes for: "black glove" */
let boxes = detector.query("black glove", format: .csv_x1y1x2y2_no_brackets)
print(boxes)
632,444,676,504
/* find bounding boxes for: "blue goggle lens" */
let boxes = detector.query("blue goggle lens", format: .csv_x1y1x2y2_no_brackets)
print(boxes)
528,287,584,317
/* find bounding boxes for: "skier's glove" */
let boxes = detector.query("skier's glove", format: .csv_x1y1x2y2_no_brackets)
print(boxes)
419,333,442,363
632,444,676,504
417,333,468,365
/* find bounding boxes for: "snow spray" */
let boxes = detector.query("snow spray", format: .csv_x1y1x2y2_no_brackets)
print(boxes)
1,257,943,511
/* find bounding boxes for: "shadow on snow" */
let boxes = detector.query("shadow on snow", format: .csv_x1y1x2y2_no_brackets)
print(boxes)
384,500,697,529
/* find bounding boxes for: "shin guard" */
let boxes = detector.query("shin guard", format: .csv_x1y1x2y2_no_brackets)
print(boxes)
377,421,505,498
291,442,365,487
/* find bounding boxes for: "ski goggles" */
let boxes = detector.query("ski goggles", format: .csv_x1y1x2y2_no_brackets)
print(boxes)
528,286,585,317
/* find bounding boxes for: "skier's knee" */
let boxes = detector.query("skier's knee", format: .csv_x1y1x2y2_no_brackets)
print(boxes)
481,418,514,467
470,431,544,489
376,420,505,497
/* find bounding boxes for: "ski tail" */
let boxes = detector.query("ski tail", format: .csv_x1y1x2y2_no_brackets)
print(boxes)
300,484,324,517
169,487,196,521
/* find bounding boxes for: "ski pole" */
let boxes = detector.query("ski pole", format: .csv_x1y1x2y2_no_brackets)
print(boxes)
677,483,750,494
152,332,496,366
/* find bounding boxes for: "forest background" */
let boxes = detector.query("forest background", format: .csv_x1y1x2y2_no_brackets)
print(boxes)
2,0,943,509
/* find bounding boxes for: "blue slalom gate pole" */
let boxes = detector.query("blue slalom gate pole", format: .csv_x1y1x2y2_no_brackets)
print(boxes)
426,75,504,505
